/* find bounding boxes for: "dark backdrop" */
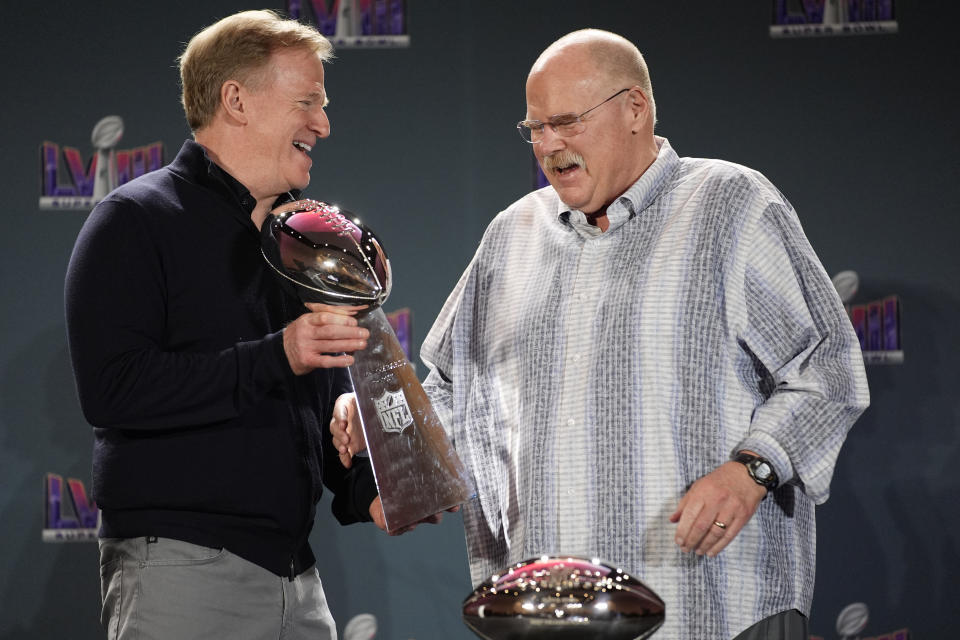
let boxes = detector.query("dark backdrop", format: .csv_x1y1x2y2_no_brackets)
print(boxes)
2,2,957,638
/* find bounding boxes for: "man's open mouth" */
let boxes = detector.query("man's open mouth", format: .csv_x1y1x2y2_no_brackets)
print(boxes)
293,141,312,155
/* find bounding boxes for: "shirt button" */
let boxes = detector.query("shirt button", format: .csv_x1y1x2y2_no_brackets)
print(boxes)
566,419,575,426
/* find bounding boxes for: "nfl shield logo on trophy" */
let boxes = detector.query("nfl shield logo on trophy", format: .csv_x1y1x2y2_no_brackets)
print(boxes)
374,390,414,434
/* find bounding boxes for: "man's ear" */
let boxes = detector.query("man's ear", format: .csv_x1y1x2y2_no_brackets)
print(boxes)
221,80,248,125
627,86,651,133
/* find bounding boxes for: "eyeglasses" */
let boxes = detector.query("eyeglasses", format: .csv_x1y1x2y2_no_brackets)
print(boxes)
517,88,630,144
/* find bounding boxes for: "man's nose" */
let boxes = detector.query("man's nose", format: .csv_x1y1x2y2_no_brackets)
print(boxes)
312,109,330,139
538,124,565,154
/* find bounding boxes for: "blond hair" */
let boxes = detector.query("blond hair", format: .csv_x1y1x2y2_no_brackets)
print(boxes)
178,10,333,132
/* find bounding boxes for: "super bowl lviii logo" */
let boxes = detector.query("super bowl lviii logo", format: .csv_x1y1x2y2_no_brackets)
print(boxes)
43,473,99,542
40,115,165,210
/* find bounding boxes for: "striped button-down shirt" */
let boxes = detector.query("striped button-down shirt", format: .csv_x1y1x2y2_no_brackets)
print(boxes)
421,137,869,639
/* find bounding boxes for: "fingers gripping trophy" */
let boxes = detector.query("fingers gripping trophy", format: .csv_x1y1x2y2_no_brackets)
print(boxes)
261,199,472,533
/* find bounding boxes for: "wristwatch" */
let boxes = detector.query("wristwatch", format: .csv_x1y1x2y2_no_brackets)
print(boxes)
733,452,779,491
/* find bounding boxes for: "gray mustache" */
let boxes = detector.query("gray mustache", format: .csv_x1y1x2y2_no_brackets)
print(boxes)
543,151,585,173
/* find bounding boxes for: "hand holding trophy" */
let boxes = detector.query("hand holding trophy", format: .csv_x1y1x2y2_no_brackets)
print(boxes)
261,199,472,533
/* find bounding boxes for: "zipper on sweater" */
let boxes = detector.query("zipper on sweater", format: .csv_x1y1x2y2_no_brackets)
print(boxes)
278,290,324,587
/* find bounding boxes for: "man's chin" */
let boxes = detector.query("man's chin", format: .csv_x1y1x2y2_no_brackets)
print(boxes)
553,188,591,213
291,175,311,192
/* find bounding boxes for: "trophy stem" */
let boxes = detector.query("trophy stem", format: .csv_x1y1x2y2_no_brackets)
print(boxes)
348,307,472,532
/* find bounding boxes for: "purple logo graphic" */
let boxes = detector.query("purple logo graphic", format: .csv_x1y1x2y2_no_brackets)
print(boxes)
43,473,99,542
39,115,164,210
385,307,412,361
771,0,897,38
287,0,409,47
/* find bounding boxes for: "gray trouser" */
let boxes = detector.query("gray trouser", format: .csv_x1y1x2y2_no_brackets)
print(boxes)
733,609,808,640
99,537,337,640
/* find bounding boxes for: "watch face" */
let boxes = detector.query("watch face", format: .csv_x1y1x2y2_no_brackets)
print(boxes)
754,461,772,480
735,453,777,489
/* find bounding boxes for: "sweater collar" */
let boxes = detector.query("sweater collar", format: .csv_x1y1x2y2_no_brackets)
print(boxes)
170,140,302,225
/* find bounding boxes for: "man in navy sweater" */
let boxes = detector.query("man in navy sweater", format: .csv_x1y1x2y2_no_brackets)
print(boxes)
65,10,382,639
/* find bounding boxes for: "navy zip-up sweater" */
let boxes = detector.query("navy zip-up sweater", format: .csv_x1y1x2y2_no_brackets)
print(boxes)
65,140,377,577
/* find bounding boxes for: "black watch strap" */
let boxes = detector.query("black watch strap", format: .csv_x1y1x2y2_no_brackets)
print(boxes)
733,452,779,491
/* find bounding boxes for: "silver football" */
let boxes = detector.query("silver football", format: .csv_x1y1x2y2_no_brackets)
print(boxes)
463,556,665,639
261,199,391,307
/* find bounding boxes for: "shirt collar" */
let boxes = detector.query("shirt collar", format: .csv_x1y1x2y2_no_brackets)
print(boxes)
204,155,257,215
557,136,680,238
173,140,301,221
203,150,302,215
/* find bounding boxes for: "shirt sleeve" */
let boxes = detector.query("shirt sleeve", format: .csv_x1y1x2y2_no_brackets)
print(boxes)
64,195,291,430
734,197,870,504
420,251,478,447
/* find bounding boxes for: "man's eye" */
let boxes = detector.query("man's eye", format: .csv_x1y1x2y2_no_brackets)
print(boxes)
551,115,579,127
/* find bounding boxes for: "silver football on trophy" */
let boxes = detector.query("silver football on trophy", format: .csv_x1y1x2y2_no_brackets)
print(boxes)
462,556,664,640
261,199,391,307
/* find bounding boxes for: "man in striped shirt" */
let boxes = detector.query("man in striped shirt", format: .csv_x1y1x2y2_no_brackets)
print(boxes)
417,29,869,639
